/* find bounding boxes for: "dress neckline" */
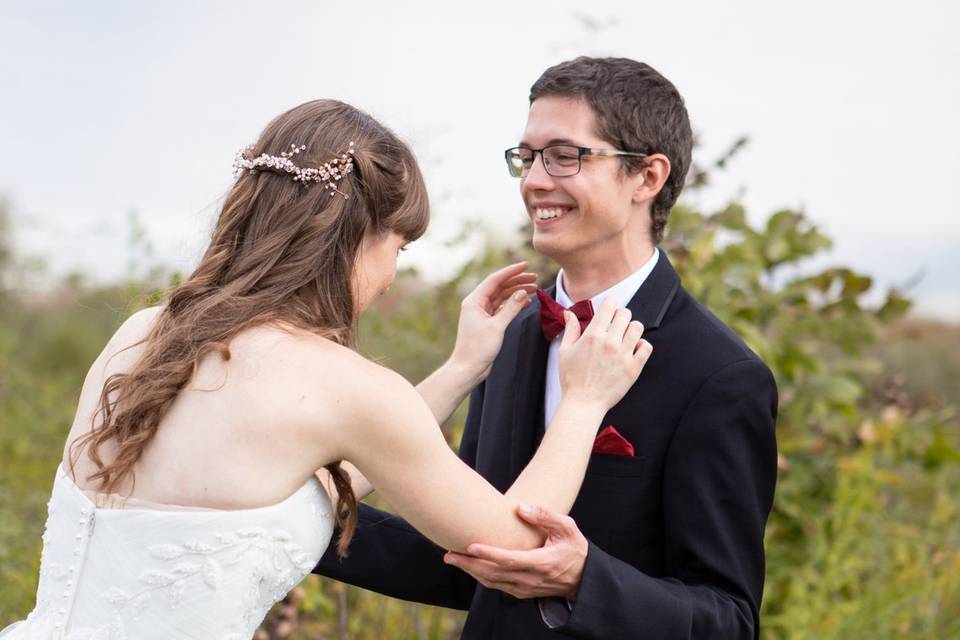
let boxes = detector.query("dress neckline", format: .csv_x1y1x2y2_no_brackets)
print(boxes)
56,464,321,515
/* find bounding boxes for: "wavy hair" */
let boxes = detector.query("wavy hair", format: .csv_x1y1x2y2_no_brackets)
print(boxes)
71,99,429,556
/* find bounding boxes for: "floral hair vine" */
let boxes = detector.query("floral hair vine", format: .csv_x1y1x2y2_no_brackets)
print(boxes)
232,141,356,198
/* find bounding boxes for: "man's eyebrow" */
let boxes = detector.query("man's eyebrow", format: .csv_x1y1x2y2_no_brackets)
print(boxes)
518,137,582,147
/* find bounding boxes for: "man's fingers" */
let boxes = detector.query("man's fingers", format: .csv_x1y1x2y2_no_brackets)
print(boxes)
468,545,522,570
444,552,534,590
463,543,548,569
517,503,577,537
445,551,523,577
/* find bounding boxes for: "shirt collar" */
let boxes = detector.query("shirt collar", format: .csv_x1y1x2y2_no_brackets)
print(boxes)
556,248,660,309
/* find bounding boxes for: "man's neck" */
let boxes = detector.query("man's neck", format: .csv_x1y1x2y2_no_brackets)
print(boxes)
559,245,657,301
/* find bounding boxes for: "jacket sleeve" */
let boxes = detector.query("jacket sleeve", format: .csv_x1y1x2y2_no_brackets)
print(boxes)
551,359,778,639
311,382,486,609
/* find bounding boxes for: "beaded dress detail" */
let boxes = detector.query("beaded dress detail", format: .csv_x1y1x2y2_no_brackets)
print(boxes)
0,466,333,640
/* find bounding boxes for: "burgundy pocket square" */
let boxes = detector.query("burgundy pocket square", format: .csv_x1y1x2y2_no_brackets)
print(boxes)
592,425,636,457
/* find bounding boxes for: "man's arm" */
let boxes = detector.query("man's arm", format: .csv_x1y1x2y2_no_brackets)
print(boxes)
557,359,778,639
315,502,478,609
447,358,778,639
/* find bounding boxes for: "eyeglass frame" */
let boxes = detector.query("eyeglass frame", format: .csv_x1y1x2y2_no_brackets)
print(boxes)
503,144,650,178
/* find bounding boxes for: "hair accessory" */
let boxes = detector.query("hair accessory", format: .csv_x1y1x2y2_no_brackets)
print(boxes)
233,141,355,198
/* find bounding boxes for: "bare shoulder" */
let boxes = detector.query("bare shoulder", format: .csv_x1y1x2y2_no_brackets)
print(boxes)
256,330,426,462
79,304,164,397
95,305,165,374
104,305,163,348
282,335,444,473
281,331,416,407
67,306,166,447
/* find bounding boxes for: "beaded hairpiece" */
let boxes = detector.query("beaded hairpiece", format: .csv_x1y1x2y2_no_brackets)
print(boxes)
232,141,355,198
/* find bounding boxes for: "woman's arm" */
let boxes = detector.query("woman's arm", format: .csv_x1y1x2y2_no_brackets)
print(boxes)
319,263,537,501
416,262,537,425
414,359,486,429
332,299,651,553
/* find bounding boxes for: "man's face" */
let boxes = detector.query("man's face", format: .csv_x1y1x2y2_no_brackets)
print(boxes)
519,96,648,267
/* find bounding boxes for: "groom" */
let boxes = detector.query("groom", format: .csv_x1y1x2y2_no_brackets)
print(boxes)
315,57,778,639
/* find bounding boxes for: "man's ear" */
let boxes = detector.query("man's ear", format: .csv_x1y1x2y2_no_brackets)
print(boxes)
632,153,671,204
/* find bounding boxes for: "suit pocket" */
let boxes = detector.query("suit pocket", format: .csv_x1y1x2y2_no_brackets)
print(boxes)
585,454,647,477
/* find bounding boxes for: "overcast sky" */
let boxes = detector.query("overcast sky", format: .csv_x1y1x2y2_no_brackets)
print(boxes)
1,0,958,319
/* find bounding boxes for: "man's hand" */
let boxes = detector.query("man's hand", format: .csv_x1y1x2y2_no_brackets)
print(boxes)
443,504,588,601
450,262,537,382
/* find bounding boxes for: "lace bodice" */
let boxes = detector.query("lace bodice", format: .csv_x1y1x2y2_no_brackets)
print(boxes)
1,466,333,640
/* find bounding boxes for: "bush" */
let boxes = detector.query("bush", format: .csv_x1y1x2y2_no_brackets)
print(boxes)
1,195,957,637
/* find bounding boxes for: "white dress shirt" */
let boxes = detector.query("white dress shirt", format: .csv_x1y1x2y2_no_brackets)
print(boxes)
543,248,659,430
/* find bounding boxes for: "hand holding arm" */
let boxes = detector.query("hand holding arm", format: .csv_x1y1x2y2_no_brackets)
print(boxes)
443,503,588,600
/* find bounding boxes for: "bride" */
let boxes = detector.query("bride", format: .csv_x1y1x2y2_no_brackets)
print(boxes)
1,99,652,639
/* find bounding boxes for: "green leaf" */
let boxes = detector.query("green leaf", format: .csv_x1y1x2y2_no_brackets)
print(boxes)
924,428,960,469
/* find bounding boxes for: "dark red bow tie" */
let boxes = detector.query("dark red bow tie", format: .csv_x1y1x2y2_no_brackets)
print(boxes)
536,289,594,341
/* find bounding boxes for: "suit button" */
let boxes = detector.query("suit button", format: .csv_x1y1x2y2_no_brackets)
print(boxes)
499,592,519,605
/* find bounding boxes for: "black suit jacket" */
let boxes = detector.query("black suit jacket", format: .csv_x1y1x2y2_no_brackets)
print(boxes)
315,253,779,639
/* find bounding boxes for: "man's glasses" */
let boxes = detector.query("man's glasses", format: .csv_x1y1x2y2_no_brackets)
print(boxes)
504,144,649,178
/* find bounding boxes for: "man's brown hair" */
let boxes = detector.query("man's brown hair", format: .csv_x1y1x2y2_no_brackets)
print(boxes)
530,57,693,243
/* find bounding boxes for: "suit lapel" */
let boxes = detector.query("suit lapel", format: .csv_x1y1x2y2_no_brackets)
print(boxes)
507,296,550,482
625,250,681,330
504,253,681,476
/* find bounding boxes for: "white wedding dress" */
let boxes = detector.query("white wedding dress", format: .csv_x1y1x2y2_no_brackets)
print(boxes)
1,465,333,640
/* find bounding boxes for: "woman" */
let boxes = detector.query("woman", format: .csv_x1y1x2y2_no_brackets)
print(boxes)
1,99,651,639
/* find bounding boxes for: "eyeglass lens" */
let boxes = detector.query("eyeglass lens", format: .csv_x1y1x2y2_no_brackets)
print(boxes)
506,145,581,177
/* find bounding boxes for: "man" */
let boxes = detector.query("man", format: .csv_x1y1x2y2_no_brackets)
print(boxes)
315,56,778,639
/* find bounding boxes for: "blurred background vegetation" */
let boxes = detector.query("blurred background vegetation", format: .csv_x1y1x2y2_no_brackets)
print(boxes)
1,144,958,639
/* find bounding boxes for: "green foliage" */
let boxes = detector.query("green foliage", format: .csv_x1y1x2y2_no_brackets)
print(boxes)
661,204,960,638
0,285,135,618
1,187,957,637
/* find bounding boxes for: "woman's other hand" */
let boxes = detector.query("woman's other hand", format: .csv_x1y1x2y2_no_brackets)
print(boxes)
449,262,537,383
558,298,652,413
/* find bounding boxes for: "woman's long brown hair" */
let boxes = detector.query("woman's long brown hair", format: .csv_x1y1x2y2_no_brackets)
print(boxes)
70,100,429,556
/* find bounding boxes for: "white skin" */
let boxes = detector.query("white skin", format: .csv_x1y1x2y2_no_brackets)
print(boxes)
63,223,653,553
444,95,673,598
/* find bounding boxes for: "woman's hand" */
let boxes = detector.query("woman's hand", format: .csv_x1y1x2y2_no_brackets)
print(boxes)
558,297,652,413
448,262,538,383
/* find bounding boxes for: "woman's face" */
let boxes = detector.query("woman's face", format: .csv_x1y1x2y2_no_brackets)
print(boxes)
353,230,409,312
